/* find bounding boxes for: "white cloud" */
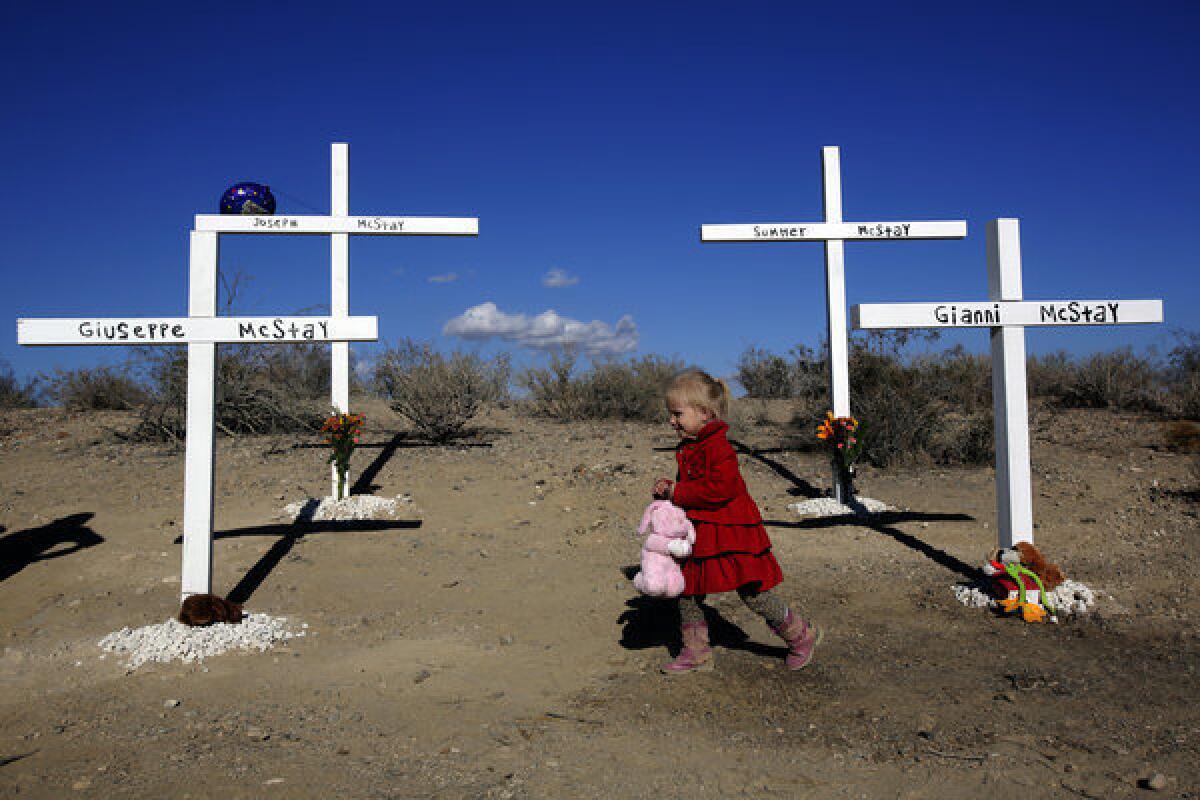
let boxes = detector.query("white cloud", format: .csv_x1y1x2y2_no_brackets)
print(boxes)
428,272,459,284
443,302,638,356
542,268,579,288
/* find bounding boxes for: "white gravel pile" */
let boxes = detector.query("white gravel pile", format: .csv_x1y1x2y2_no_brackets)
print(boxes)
953,578,1098,617
953,583,995,609
98,613,305,669
1047,580,1097,615
788,496,895,517
283,493,412,522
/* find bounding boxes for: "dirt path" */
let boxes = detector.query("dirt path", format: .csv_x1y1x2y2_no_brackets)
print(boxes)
1,403,1197,798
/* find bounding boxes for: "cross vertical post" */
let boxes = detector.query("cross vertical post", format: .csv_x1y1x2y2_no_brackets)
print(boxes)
822,146,851,419
181,230,219,597
988,219,1033,548
822,147,852,503
330,142,350,495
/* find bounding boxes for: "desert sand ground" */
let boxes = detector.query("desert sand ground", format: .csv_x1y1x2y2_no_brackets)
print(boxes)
1,399,1197,799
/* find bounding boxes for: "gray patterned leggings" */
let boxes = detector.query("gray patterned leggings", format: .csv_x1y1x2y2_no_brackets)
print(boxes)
678,587,790,629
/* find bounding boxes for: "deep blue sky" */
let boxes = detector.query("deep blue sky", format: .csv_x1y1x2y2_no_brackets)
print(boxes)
3,2,1197,383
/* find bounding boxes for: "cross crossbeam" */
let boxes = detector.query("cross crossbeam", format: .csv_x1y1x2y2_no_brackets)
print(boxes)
194,214,478,235
17,316,378,346
701,220,965,242
853,300,1162,330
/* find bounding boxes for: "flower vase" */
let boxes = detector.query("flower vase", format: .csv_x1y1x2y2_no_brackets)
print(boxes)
833,461,856,506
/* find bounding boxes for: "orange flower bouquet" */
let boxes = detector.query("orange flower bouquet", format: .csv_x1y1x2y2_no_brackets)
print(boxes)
816,412,864,503
322,411,365,501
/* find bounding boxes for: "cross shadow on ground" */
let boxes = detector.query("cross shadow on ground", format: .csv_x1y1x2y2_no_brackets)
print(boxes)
170,518,422,605
350,433,409,495
729,439,826,499
288,430,501,496
764,510,984,581
0,513,103,582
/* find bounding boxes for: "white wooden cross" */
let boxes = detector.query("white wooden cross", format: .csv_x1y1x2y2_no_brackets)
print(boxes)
852,218,1163,549
701,146,966,501
195,142,479,496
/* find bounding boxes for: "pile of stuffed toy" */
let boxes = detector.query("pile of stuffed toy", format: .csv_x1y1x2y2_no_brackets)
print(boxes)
981,542,1067,624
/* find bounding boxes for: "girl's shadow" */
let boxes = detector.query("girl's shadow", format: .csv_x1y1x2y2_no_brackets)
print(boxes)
616,571,785,659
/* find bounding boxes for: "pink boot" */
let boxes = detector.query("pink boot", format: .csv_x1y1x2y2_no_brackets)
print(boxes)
772,610,823,670
661,621,714,675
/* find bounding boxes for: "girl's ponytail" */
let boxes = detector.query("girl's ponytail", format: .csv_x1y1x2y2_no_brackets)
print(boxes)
713,377,732,419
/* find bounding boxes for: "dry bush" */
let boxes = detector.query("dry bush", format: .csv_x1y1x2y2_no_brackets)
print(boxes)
373,339,510,443
737,347,795,398
1027,351,1077,400
781,334,994,467
518,353,685,423
844,344,951,467
43,364,148,411
0,360,39,409
127,344,330,442
1165,331,1200,420
737,344,827,401
517,352,582,420
777,333,1200,466
1057,348,1164,412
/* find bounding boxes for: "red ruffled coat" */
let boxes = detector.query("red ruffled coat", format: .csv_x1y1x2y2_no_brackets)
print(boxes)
671,419,783,596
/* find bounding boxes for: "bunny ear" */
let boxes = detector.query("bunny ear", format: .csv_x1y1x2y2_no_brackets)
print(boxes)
639,503,657,535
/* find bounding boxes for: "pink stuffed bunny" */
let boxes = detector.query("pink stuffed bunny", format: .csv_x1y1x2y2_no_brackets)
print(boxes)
632,500,696,598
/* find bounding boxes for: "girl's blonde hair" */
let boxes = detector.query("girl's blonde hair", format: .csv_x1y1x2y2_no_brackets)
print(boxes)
665,370,731,419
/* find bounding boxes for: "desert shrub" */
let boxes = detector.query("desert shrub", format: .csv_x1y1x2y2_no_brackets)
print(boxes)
518,353,685,423
931,346,992,409
0,360,39,408
1165,331,1200,420
373,340,510,443
1057,348,1163,412
518,352,583,420
736,344,829,402
44,364,148,410
782,334,994,467
847,344,975,467
737,347,795,398
1027,351,1076,400
127,344,330,442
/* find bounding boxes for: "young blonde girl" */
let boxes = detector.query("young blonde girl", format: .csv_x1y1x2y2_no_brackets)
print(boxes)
652,370,821,674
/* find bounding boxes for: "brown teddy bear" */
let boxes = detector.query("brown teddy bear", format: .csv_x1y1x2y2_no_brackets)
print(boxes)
1015,541,1066,591
178,594,243,627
